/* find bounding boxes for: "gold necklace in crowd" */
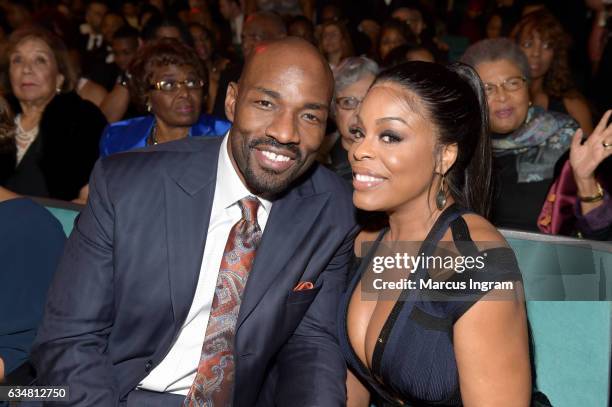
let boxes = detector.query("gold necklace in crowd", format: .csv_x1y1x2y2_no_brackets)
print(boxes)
148,123,159,146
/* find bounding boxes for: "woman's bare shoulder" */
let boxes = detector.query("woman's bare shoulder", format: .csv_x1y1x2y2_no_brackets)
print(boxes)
461,213,508,247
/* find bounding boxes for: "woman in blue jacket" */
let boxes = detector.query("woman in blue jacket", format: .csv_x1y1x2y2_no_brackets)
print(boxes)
99,38,230,157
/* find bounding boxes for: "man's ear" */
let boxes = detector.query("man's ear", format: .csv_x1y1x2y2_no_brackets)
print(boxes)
225,81,239,123
438,142,458,175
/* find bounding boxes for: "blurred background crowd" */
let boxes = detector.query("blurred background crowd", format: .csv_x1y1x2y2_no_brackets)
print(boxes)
0,0,611,239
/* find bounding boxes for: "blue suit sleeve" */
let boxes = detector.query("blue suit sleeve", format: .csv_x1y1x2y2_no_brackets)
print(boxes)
273,224,359,406
31,159,120,406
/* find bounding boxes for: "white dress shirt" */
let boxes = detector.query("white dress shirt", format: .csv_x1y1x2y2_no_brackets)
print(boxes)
139,134,272,394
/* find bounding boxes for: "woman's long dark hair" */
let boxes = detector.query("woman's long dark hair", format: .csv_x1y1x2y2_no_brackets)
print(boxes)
374,61,492,217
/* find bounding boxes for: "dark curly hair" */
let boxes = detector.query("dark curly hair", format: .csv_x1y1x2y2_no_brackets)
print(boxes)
511,10,575,99
128,38,207,112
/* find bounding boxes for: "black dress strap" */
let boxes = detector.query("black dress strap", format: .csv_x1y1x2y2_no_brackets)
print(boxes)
370,204,468,388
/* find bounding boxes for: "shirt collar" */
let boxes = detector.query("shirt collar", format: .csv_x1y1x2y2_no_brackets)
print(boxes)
216,132,273,214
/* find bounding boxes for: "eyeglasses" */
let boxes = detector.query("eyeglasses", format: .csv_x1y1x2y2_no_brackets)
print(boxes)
149,79,205,92
483,76,527,96
336,96,362,110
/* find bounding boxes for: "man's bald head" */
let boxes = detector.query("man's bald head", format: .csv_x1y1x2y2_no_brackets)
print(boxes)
241,11,287,58
224,37,336,199
240,37,334,99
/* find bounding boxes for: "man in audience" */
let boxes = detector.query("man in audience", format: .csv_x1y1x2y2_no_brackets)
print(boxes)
212,11,287,119
78,0,108,79
33,37,357,407
111,25,139,77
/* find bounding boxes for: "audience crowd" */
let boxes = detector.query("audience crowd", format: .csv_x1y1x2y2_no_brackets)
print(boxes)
0,0,611,401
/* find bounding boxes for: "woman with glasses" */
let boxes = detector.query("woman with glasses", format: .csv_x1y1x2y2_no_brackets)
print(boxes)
511,10,593,134
99,38,230,157
461,38,578,231
322,56,378,183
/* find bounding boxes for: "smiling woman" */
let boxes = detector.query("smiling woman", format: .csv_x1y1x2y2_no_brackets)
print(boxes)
341,61,531,407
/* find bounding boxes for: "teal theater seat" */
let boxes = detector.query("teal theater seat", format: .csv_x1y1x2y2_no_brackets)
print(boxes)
32,197,83,237
501,229,612,407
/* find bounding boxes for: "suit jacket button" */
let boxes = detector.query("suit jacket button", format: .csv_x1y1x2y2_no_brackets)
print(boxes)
145,360,153,372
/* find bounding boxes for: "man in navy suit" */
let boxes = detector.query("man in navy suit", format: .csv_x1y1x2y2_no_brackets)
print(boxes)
32,38,357,406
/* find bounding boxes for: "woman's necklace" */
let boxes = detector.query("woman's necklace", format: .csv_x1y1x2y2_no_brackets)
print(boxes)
148,122,159,145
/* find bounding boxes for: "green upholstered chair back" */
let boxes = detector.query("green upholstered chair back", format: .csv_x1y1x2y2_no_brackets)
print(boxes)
33,198,83,237
501,229,612,407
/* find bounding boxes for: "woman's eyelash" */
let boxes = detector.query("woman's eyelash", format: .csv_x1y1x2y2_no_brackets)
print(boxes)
380,131,402,142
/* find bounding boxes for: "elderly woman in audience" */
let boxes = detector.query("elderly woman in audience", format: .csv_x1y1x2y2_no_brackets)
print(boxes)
99,38,230,157
461,38,578,232
322,56,379,182
319,20,354,70
0,27,107,201
512,10,593,134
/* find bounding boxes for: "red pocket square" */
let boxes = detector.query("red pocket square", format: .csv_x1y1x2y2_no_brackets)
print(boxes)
293,281,314,291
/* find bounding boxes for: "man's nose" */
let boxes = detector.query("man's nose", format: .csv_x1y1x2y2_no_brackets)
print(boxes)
266,109,300,145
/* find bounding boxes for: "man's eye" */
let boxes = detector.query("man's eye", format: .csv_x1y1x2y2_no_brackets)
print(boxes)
521,41,532,48
303,113,320,123
255,100,273,108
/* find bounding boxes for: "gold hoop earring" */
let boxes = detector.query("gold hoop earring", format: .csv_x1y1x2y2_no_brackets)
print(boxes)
147,104,152,113
436,173,447,210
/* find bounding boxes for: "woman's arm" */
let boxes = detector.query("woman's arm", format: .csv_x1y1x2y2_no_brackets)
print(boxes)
78,80,108,108
570,110,612,215
346,369,370,407
453,218,531,406
454,291,531,406
100,83,130,123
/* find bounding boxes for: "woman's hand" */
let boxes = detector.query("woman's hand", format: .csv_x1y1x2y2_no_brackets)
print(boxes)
570,109,612,184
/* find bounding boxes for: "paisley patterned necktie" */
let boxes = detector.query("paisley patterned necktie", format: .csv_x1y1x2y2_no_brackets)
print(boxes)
184,196,262,407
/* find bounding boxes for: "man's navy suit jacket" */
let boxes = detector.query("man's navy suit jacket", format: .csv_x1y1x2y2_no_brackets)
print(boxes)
32,136,358,406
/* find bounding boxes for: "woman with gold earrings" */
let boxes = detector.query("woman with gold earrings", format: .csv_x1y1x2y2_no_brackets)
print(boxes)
340,60,531,406
98,38,230,158
1,27,107,201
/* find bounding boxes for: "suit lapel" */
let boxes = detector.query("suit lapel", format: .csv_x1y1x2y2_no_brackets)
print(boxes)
165,138,222,324
237,177,331,330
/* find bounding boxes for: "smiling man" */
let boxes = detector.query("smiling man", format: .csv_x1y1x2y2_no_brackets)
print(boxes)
32,38,358,407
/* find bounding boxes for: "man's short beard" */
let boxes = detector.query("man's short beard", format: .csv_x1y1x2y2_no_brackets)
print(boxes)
240,137,304,198
241,163,296,200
